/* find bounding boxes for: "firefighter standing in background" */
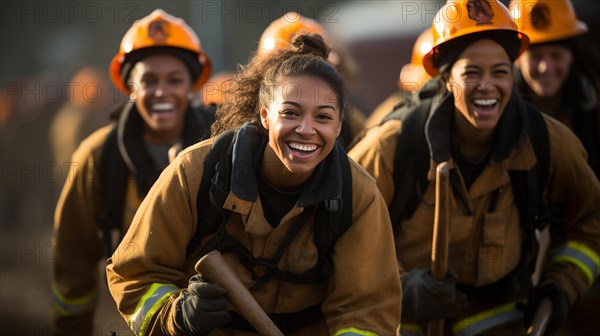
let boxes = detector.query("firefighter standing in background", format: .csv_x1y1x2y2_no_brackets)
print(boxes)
51,9,215,335
365,27,433,128
48,66,115,192
201,71,235,106
349,0,600,335
257,12,366,149
106,34,401,336
511,0,599,178
510,1,600,334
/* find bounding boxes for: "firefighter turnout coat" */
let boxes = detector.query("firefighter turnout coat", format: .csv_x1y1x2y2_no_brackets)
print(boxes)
106,124,402,336
349,92,600,335
52,101,213,331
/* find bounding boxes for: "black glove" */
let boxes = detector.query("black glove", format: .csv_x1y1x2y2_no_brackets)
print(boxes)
518,282,569,335
175,275,232,335
402,268,467,321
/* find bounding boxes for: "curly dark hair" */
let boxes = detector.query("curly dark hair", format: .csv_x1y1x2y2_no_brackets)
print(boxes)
211,34,346,136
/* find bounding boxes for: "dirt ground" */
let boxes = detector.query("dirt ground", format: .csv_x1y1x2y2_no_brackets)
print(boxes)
0,95,129,335
0,225,131,335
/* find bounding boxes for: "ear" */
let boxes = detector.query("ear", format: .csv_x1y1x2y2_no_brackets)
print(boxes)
445,77,453,93
260,106,269,130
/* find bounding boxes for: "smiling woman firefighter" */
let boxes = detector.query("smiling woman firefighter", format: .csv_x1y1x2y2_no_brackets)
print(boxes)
511,0,600,177
510,1,600,334
256,12,366,150
51,9,215,335
106,34,401,336
349,0,600,335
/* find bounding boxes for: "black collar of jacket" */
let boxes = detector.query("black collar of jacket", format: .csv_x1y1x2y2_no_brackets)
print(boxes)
116,101,211,195
230,122,344,207
425,89,528,164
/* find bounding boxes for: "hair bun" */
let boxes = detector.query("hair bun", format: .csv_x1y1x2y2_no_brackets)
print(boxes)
291,34,330,60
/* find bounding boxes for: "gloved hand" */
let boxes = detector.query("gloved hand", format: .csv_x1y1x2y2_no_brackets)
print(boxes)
402,268,467,321
517,282,569,335
175,274,232,335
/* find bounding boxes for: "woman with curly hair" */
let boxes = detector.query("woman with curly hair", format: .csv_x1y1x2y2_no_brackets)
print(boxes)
107,34,401,336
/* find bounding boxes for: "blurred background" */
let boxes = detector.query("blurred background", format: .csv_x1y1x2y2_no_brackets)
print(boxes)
1,1,599,335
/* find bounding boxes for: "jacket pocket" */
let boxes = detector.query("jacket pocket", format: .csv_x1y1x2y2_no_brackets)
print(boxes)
483,212,506,245
477,211,520,285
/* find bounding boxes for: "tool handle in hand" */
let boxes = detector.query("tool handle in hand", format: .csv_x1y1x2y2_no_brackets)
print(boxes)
428,162,451,336
527,299,553,336
195,250,284,336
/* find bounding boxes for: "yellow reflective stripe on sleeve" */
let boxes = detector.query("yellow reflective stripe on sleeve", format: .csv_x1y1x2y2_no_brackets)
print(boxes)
399,323,424,336
452,301,524,336
129,283,179,336
551,241,600,286
51,283,98,316
334,327,378,336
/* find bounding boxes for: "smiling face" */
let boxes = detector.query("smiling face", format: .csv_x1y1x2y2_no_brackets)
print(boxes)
260,75,342,186
128,53,193,144
517,44,573,98
446,39,513,135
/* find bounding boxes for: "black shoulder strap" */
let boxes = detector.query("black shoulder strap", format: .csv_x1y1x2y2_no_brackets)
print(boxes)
508,103,550,231
187,136,353,286
450,104,551,301
186,129,237,257
312,144,353,274
388,100,432,226
97,124,128,257
497,103,550,293
248,145,354,286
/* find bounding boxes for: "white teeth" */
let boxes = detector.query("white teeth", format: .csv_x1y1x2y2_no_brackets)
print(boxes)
289,142,318,152
473,99,498,106
152,103,175,111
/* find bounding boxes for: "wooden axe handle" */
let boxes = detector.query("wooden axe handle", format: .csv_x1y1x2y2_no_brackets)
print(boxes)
431,162,450,281
527,299,553,336
427,162,451,336
195,250,284,336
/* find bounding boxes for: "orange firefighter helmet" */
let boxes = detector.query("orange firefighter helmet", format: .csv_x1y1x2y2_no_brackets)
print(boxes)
423,0,529,76
109,9,212,94
509,0,587,45
258,12,339,66
399,28,433,92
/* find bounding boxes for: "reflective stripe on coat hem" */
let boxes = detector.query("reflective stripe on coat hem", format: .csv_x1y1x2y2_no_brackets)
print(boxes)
399,323,424,336
334,327,379,336
452,301,524,336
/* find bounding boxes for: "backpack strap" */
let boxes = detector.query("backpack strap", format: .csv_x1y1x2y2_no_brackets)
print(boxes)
385,97,550,230
309,144,353,282
387,100,432,226
187,135,354,287
186,129,237,257
96,124,127,257
468,103,550,301
508,103,550,232
505,103,550,292
247,147,353,286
